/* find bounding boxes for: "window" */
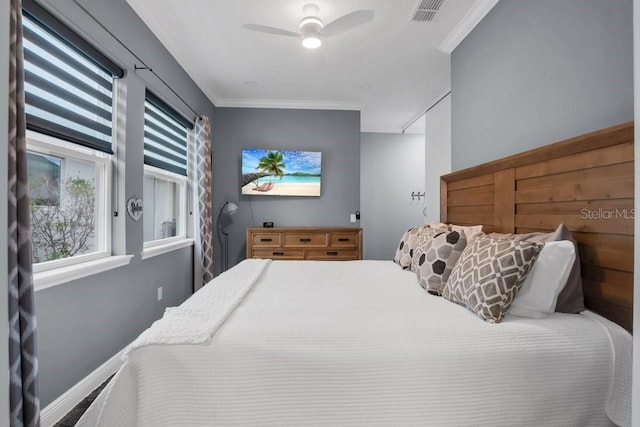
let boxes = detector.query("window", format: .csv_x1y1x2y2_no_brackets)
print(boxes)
23,0,123,272
143,92,192,246
27,132,111,267
143,166,186,242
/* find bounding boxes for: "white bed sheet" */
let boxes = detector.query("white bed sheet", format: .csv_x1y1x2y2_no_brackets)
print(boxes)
79,260,631,426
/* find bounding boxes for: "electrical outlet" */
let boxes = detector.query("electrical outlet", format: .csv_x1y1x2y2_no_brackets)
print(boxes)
157,286,163,301
350,213,356,223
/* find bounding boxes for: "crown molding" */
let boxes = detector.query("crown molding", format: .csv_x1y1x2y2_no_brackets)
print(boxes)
215,98,363,111
438,0,500,54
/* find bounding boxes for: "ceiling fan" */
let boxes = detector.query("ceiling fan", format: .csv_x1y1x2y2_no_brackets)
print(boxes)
243,3,374,49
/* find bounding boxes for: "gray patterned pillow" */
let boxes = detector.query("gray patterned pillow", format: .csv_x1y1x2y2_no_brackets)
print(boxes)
393,226,423,269
442,236,543,323
393,225,444,270
410,226,448,272
415,230,467,295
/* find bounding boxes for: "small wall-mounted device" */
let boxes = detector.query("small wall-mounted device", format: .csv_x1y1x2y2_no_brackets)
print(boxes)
263,221,274,228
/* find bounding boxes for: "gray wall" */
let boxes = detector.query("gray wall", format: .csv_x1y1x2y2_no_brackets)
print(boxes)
360,133,425,260
30,0,216,406
451,0,633,170
212,108,361,273
0,0,10,422
424,94,451,223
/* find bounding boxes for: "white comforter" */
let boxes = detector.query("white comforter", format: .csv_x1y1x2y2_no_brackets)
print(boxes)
79,259,631,426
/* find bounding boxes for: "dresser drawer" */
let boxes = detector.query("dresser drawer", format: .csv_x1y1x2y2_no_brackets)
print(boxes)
251,249,304,260
251,233,282,248
329,233,359,248
306,249,359,260
247,227,362,261
284,233,327,247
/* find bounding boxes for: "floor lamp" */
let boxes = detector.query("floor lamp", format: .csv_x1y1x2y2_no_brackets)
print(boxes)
217,200,239,272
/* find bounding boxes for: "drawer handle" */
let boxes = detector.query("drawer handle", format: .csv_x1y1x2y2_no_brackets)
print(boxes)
299,238,312,242
272,251,284,256
326,251,338,256
260,238,273,242
337,238,350,242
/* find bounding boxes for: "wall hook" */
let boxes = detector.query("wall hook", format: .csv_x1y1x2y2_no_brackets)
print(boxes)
411,191,425,201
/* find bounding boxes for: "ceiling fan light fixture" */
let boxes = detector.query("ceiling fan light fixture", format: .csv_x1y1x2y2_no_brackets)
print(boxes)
302,35,322,49
302,3,320,17
243,2,373,52
299,16,323,30
299,11,323,49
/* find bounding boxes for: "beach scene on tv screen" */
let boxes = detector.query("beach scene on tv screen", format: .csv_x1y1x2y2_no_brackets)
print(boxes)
241,149,321,197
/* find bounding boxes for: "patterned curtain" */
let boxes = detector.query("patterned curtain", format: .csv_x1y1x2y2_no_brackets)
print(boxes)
195,116,214,286
8,0,40,425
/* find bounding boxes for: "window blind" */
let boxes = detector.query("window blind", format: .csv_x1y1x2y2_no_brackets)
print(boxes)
144,92,192,176
22,0,123,154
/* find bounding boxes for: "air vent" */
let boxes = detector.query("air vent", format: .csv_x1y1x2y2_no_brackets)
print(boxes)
410,0,446,22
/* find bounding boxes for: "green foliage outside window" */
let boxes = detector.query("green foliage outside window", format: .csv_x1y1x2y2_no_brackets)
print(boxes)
30,176,96,263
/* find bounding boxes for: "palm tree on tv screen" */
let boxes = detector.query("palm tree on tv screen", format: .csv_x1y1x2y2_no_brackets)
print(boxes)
256,151,286,182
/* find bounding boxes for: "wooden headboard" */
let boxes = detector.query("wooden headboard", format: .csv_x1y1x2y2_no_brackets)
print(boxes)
441,122,634,332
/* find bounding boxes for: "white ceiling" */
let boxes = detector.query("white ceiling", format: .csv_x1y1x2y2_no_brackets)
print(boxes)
126,0,495,133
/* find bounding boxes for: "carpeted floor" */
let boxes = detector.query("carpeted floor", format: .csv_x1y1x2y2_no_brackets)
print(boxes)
54,375,113,426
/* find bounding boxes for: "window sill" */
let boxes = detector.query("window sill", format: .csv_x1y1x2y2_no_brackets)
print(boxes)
34,255,134,292
141,238,194,260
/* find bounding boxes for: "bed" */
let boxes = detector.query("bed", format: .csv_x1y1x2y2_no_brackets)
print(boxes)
79,122,634,426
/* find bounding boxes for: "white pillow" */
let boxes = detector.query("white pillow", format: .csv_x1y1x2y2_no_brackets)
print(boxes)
509,241,575,318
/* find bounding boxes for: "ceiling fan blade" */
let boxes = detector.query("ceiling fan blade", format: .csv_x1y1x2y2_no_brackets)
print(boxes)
321,10,374,37
242,24,301,38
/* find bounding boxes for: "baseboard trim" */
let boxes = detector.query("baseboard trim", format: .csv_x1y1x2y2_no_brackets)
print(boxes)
41,346,127,427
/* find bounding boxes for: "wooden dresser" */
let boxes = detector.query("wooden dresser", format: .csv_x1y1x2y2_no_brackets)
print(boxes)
246,227,362,261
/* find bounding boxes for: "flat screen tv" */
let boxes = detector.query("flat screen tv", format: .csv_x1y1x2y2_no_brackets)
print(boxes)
241,149,322,197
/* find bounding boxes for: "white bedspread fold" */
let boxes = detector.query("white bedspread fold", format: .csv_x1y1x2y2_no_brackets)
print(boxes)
79,259,270,426
125,258,270,353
